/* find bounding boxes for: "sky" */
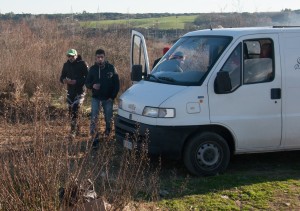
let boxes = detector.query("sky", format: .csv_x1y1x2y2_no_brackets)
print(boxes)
0,0,299,14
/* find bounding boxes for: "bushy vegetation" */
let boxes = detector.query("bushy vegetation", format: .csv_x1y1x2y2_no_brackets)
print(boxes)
0,19,129,97
0,18,164,210
0,17,170,97
0,88,160,210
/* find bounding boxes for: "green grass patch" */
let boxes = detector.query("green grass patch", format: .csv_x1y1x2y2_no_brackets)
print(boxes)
157,152,300,210
80,15,198,30
159,177,300,210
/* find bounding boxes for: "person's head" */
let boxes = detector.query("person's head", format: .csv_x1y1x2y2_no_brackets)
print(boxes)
170,51,185,60
163,47,170,55
260,43,272,58
66,49,77,63
95,49,106,65
170,51,185,66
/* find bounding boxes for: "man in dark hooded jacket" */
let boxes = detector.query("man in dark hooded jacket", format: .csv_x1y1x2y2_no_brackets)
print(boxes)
60,49,88,137
85,49,119,145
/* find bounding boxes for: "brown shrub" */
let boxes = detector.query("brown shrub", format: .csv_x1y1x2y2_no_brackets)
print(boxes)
0,89,160,210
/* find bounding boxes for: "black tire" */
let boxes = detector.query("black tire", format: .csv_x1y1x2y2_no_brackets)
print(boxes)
183,132,230,176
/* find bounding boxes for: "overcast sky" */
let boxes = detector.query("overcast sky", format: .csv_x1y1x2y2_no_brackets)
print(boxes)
0,0,298,14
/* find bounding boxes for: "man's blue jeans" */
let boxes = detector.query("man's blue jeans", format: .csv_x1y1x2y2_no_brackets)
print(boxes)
90,98,113,136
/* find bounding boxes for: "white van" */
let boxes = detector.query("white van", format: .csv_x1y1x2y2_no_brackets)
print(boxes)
115,27,300,176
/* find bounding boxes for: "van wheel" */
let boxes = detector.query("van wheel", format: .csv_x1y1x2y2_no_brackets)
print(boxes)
183,132,230,176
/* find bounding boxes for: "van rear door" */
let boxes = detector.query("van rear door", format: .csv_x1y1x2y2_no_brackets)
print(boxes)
209,34,282,151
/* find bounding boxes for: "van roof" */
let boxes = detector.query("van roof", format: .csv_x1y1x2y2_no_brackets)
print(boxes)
184,27,300,38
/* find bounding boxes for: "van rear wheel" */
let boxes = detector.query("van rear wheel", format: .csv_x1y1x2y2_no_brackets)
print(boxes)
183,132,230,176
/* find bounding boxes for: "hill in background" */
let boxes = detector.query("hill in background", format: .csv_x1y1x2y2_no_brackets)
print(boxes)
2,9,300,29
1,10,299,41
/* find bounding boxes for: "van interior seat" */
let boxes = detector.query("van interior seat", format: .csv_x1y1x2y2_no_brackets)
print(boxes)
244,58,272,83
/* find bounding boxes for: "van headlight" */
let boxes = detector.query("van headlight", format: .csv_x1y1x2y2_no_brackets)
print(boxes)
142,106,175,118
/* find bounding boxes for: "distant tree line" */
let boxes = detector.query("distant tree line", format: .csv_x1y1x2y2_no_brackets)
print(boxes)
1,10,299,29
193,10,300,28
1,9,298,24
0,12,195,21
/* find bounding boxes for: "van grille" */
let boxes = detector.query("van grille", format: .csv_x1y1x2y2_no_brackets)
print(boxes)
115,115,146,142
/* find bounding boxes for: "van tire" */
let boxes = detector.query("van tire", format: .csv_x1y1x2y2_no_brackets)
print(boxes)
183,132,230,176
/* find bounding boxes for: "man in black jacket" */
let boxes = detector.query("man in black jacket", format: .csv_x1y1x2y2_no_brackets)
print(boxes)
60,49,88,137
85,49,120,143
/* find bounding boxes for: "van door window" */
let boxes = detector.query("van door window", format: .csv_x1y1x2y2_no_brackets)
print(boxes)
220,43,242,91
132,34,148,77
243,39,274,84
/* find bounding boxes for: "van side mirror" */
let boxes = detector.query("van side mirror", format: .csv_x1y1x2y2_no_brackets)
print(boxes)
131,65,143,82
214,71,232,94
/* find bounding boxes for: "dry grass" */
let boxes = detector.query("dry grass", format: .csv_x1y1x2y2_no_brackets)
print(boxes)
0,19,132,97
0,17,169,210
0,88,160,210
0,18,170,99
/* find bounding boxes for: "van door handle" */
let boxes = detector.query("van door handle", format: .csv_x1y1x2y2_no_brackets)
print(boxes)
271,88,281,99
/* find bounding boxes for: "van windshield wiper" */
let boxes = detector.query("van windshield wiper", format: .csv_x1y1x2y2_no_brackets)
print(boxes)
147,74,160,82
147,74,176,83
158,76,176,82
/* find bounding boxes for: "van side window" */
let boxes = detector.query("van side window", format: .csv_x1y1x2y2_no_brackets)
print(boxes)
220,44,242,91
243,39,274,84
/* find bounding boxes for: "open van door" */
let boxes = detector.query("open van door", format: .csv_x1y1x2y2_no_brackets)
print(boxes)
131,30,150,82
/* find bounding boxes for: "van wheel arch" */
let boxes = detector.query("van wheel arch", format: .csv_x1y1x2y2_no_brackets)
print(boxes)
183,126,235,157
183,131,231,176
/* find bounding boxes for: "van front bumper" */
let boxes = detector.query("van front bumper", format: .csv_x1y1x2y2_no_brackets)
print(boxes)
115,115,198,159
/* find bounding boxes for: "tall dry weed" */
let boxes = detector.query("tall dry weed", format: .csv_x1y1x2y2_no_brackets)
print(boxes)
0,19,138,98
0,87,160,210
0,17,164,210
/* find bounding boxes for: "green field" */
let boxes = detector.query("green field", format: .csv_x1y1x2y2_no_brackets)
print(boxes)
157,151,300,210
81,15,198,30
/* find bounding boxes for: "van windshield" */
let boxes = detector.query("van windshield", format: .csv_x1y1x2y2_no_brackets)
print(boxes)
150,36,232,86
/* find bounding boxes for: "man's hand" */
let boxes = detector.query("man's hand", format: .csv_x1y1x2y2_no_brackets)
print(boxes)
68,80,76,85
63,78,76,85
93,83,100,90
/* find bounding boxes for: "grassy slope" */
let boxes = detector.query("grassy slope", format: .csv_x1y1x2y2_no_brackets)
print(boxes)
80,15,198,30
156,151,300,210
